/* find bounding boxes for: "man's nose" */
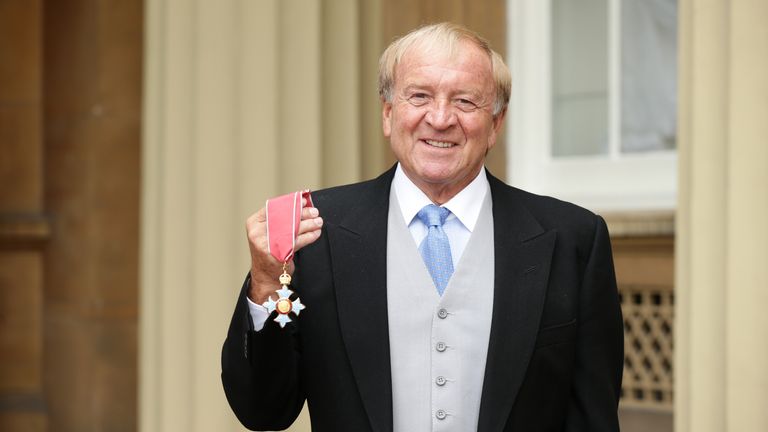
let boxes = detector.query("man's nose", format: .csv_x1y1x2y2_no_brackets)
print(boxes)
424,101,457,130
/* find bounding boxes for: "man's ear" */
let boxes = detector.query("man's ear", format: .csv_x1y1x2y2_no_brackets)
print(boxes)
382,99,392,138
487,107,507,150
493,107,507,133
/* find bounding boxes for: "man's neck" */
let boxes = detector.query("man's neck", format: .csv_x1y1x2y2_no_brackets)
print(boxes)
402,168,484,206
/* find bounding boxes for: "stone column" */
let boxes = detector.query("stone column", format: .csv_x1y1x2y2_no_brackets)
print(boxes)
676,1,768,431
0,1,46,430
140,0,382,431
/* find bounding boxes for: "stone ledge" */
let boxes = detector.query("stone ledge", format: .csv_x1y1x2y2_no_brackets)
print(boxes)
0,213,51,244
603,211,675,237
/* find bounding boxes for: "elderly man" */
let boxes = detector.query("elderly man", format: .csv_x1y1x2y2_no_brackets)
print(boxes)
222,23,623,432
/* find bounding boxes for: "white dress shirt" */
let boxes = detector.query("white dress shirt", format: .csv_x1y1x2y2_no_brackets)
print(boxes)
392,163,489,266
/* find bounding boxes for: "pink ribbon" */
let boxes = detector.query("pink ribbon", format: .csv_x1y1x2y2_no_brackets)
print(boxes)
266,190,314,262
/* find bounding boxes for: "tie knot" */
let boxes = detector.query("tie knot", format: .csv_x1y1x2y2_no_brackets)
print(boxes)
417,204,451,228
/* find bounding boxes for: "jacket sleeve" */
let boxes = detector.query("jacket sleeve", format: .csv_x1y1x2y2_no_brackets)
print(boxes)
564,215,624,431
221,274,305,431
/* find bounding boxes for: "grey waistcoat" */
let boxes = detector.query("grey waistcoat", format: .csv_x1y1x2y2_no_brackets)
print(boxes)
387,186,495,432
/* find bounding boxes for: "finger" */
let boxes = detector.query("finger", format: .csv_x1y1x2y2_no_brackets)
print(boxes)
301,206,319,220
295,228,322,251
297,216,323,235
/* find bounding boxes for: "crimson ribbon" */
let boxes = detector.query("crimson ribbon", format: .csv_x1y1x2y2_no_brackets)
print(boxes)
266,190,314,263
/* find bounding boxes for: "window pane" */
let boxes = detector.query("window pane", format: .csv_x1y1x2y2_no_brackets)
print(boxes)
621,0,678,153
551,0,609,157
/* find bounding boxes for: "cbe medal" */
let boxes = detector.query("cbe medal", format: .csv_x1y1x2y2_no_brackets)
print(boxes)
262,264,305,328
262,190,312,328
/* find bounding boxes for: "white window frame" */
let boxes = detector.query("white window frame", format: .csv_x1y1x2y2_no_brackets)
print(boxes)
506,0,677,212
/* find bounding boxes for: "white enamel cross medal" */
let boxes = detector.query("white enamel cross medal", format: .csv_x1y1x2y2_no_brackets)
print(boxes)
262,264,306,328
263,190,312,328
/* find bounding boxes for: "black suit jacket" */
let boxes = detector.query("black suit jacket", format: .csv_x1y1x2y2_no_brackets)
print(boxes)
222,167,623,431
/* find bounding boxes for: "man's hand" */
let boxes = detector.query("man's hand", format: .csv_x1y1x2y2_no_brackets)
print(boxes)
245,199,323,304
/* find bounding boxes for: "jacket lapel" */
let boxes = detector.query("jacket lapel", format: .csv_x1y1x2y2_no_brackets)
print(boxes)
477,174,557,432
324,168,555,432
326,168,395,432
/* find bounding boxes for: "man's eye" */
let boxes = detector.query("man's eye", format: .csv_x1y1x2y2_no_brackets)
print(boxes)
455,99,478,110
408,93,429,104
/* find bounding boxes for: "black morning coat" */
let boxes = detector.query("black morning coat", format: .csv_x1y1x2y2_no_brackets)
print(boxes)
222,166,624,432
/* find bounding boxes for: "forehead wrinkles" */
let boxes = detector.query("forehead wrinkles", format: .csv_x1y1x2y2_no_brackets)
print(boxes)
395,46,494,102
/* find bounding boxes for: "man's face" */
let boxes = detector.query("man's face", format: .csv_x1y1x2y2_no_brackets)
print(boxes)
382,41,505,202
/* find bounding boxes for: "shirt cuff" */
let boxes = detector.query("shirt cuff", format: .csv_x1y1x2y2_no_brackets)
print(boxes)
246,296,270,331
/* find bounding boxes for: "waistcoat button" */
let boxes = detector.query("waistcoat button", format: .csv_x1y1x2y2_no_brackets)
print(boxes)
436,376,447,386
436,341,447,352
436,409,447,420
437,308,448,319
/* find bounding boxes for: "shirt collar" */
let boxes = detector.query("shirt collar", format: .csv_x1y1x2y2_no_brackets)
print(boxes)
393,163,489,232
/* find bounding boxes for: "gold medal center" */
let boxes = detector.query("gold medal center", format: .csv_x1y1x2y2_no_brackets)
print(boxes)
276,298,293,314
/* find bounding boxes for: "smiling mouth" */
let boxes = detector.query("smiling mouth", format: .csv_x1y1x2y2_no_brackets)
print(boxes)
423,139,456,149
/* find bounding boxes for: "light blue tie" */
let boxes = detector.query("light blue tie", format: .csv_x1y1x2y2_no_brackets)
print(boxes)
417,204,454,296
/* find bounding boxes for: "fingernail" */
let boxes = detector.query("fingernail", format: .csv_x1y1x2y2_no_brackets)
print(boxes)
309,207,319,217
315,217,323,226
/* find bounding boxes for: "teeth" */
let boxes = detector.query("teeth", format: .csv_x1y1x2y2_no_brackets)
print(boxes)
425,139,455,148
